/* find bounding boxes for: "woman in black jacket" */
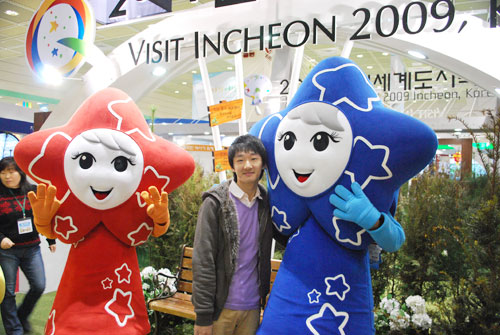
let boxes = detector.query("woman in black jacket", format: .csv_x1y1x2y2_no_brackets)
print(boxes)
0,157,56,335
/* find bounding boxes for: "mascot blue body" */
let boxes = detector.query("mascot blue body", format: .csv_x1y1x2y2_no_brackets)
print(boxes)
249,57,437,335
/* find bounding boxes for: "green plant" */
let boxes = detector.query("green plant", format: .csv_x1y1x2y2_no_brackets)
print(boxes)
139,165,218,272
372,108,500,334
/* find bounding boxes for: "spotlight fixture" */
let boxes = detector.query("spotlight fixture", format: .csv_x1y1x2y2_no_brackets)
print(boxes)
5,10,19,16
152,67,166,76
407,50,427,60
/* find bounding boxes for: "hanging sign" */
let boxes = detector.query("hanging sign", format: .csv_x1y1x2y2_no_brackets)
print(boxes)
213,149,231,172
208,99,243,127
88,0,172,25
184,144,215,152
215,0,256,8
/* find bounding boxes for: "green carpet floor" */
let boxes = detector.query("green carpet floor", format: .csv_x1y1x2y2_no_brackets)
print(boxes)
0,291,56,335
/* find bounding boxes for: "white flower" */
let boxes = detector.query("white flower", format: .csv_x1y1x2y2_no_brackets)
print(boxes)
380,297,400,314
441,249,448,257
405,295,426,314
412,313,432,330
157,268,172,284
389,309,410,330
142,283,150,291
141,266,156,278
158,268,177,293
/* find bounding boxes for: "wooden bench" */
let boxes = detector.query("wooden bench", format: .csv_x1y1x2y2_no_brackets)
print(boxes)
148,245,281,325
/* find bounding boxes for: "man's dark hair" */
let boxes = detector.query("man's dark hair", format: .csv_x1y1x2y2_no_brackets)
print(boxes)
228,134,267,182
0,156,31,195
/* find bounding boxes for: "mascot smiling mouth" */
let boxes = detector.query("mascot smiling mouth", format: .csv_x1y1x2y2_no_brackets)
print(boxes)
293,170,312,183
91,187,112,200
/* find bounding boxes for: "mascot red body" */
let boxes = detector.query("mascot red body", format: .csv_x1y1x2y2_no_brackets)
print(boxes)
14,88,195,334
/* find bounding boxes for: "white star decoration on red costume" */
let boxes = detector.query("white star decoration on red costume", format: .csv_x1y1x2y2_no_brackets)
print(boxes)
127,223,153,246
102,277,113,290
115,263,132,284
104,289,135,327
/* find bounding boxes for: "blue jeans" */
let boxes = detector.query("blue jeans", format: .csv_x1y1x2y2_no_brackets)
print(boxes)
0,245,46,335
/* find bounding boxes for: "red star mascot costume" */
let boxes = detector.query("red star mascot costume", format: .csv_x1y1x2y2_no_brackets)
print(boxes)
14,88,195,334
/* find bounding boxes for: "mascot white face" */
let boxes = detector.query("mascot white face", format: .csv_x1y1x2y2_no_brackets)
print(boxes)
274,102,353,197
64,128,144,210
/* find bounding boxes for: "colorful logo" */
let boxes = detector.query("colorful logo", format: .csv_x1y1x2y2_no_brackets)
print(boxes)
25,0,95,79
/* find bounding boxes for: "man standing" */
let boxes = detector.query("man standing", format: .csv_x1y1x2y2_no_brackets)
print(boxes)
192,134,275,335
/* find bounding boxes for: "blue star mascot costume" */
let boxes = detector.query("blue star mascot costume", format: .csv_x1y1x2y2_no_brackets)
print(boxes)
249,57,437,335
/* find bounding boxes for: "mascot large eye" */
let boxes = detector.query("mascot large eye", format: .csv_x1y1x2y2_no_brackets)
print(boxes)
112,156,133,172
278,131,297,151
311,131,340,152
73,153,95,169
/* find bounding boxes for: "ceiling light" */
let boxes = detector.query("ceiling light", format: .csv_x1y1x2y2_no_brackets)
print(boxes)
5,10,19,16
356,54,363,58
174,90,179,94
407,50,427,59
382,52,389,56
204,131,210,135
168,132,174,135
227,66,233,70
191,70,197,74
367,65,373,69
182,81,187,85
454,128,462,132
152,67,166,76
495,88,500,95
41,66,63,86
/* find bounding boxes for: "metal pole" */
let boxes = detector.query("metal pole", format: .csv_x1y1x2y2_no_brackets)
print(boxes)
198,56,227,182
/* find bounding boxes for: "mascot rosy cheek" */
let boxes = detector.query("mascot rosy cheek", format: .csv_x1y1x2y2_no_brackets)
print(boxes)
14,88,195,334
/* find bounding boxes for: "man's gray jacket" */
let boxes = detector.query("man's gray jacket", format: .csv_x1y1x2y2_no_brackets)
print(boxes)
192,180,274,326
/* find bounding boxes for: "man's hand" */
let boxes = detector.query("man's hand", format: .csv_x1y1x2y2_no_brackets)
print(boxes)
27,184,60,239
49,244,56,253
141,186,170,237
329,182,381,231
194,325,213,335
1,237,14,250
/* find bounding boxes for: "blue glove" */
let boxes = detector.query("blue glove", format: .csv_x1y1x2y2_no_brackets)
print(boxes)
329,182,381,231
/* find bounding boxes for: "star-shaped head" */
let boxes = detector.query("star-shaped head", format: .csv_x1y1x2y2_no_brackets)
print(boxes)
15,88,195,211
250,57,437,249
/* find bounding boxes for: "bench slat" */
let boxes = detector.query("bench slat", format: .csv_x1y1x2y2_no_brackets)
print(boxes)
184,247,193,258
181,257,192,269
149,298,196,320
177,281,193,293
179,269,193,281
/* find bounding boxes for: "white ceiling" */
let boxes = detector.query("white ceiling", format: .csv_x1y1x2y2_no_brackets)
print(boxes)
0,0,496,139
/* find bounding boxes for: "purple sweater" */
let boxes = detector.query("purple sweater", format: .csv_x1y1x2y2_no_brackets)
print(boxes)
224,194,260,310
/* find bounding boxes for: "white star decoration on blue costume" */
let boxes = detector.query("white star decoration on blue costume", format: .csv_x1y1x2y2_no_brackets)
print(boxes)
306,303,349,335
271,206,291,232
344,136,392,189
325,275,350,301
312,63,379,112
308,289,322,304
